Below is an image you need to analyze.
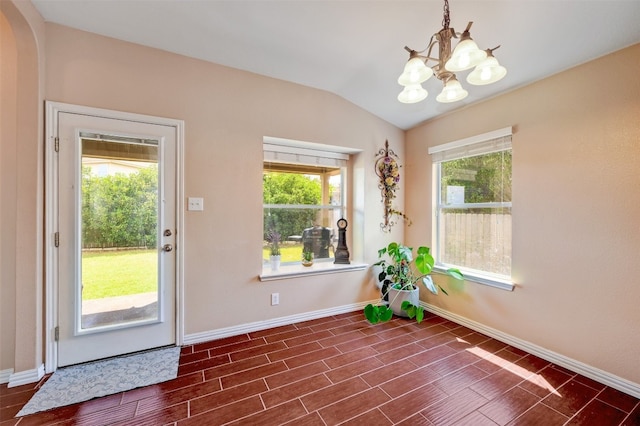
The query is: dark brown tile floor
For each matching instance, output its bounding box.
[2,311,639,425]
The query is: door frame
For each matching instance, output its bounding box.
[44,101,185,373]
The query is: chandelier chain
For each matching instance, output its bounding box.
[442,0,450,29]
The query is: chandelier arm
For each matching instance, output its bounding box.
[424,38,440,63]
[404,53,439,64]
[404,34,437,57]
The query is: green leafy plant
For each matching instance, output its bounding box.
[364,303,393,324]
[301,248,314,266]
[364,242,463,324]
[402,300,425,323]
[302,249,313,262]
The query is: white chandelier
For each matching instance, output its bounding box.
[397,0,507,104]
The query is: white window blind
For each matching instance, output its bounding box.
[428,127,512,163]
[263,143,349,168]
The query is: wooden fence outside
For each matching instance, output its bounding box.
[439,212,512,276]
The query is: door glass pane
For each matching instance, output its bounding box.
[80,136,159,330]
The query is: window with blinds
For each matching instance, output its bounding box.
[263,138,349,266]
[429,127,513,288]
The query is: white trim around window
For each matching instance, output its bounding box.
[428,127,512,160]
[430,126,514,291]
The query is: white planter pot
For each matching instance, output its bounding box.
[270,255,281,271]
[388,286,420,317]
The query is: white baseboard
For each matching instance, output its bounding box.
[0,368,14,384]
[184,302,368,345]
[8,364,45,388]
[184,300,640,399]
[423,303,640,399]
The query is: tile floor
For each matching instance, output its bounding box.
[2,311,639,425]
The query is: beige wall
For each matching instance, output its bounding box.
[2,15,403,376]
[43,24,402,337]
[405,44,640,384]
[0,7,18,374]
[0,0,45,375]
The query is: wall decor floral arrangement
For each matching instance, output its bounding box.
[375,140,411,232]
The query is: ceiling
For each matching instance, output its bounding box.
[31,0,640,130]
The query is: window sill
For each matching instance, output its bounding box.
[433,266,514,291]
[260,261,368,281]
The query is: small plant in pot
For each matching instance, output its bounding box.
[365,242,463,324]
[301,248,314,267]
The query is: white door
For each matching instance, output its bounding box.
[55,109,177,367]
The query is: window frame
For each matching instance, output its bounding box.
[429,127,514,291]
[260,137,364,280]
[263,164,346,264]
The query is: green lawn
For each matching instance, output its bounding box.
[83,244,307,301]
[82,249,157,300]
[263,243,304,262]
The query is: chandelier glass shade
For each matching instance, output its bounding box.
[397,0,506,104]
[435,75,468,103]
[445,33,487,72]
[398,84,428,103]
[397,56,433,86]
[466,50,507,85]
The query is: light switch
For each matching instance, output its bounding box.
[188,197,204,211]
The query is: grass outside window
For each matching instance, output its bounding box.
[82,249,157,300]
[263,243,306,263]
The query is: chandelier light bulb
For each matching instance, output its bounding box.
[436,76,468,103]
[456,52,471,69]
[445,33,487,72]
[397,57,433,86]
[466,51,507,85]
[398,84,428,103]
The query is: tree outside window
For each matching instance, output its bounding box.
[263,164,343,263]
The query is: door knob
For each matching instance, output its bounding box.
[162,244,173,252]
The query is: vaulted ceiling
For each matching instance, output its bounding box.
[32,0,640,130]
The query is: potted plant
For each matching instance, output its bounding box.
[266,229,281,271]
[365,242,463,324]
[301,248,314,267]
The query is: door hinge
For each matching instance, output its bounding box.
[54,137,59,152]
[54,326,59,341]
[54,232,59,247]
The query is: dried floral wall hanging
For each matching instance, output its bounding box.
[375,140,411,232]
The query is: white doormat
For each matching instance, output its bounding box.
[16,346,180,417]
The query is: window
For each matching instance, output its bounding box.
[429,127,512,288]
[263,139,347,266]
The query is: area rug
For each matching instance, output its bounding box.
[16,346,180,417]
